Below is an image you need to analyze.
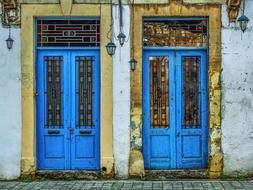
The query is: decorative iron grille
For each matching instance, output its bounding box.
[182,56,200,128]
[77,56,94,127]
[144,19,207,47]
[150,56,169,128]
[37,19,100,47]
[45,56,63,127]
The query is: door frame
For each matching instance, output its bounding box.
[130,5,222,178]
[142,49,208,169]
[21,5,114,176]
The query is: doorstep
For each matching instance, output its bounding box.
[143,169,208,180]
[36,170,100,180]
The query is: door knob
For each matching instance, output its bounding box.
[68,127,74,134]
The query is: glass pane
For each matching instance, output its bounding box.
[77,56,94,127]
[182,56,200,128]
[45,56,63,127]
[144,19,207,47]
[149,56,169,128]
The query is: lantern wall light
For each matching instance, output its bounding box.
[129,58,137,71]
[117,0,126,47]
[129,0,137,71]
[106,41,116,56]
[6,26,14,50]
[117,32,126,47]
[106,0,116,56]
[238,0,250,33]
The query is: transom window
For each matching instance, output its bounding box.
[143,18,208,47]
[37,19,100,47]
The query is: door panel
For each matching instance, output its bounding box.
[176,51,208,168]
[70,51,100,170]
[143,51,176,169]
[143,50,207,169]
[37,51,69,169]
[37,50,100,170]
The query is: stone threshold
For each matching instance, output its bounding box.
[142,169,208,180]
[36,169,208,180]
[36,170,101,180]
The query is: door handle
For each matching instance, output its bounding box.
[79,130,92,135]
[176,132,180,137]
[48,130,60,134]
[68,127,74,134]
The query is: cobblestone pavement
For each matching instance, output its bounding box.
[0,180,253,190]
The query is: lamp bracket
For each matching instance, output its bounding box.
[227,0,242,22]
[0,0,20,26]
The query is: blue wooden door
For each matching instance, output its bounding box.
[70,51,100,170]
[36,50,100,170]
[143,50,176,169]
[175,51,208,168]
[143,50,207,169]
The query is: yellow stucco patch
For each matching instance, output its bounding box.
[129,150,145,177]
[21,4,113,176]
[130,2,223,178]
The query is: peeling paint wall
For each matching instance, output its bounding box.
[222,0,253,176]
[112,5,131,178]
[0,25,21,179]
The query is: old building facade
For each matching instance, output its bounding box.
[0,0,252,180]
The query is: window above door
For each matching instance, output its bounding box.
[143,18,208,47]
[36,18,100,48]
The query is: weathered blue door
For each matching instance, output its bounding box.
[143,50,208,169]
[36,50,100,170]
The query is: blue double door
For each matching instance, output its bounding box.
[36,50,100,170]
[143,50,208,169]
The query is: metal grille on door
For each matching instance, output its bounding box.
[149,56,169,128]
[77,56,94,127]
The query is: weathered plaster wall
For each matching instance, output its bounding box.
[0,25,21,179]
[112,5,131,178]
[221,0,253,176]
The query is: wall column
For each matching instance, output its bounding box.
[112,5,131,178]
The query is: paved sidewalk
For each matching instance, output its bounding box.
[0,180,253,190]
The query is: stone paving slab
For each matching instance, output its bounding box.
[0,180,253,190]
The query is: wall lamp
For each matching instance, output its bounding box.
[6,26,14,50]
[106,0,117,56]
[129,58,137,71]
[117,0,126,47]
[117,32,126,47]
[106,41,116,56]
[238,0,250,32]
